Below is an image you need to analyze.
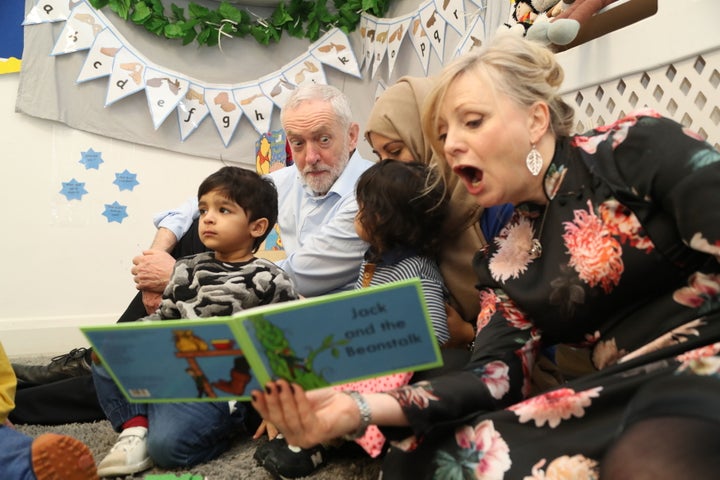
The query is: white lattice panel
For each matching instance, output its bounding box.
[562,48,720,150]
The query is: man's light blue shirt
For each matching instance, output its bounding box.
[153,150,374,297]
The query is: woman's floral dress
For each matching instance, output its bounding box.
[378,111,720,479]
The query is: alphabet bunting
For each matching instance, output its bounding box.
[24,0,496,148]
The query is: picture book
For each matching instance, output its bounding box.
[81,278,443,403]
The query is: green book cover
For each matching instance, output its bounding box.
[81,278,443,403]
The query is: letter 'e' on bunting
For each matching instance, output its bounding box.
[144,67,189,130]
[177,83,210,142]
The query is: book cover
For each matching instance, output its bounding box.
[81,279,442,403]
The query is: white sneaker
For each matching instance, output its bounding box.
[97,426,154,477]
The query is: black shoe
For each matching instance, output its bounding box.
[254,436,327,479]
[12,347,92,385]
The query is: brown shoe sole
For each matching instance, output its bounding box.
[31,433,98,480]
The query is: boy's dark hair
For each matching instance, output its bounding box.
[356,159,448,263]
[197,166,278,252]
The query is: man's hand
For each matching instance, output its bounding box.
[131,250,175,292]
[141,290,163,315]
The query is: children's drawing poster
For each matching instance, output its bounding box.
[0,1,25,73]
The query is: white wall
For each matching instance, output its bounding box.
[2,0,718,357]
[0,74,221,356]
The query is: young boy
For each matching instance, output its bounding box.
[93,166,299,477]
[0,341,98,479]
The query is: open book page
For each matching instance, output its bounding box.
[82,279,442,403]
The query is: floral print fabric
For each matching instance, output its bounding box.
[378,112,720,478]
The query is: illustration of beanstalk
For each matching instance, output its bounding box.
[249,316,350,389]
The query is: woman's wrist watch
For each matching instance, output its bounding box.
[342,390,372,440]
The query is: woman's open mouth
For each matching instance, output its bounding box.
[454,165,484,194]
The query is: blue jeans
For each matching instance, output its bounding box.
[92,363,247,468]
[0,425,36,480]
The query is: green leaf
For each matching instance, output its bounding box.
[196,27,213,45]
[164,23,185,38]
[306,19,320,40]
[144,17,168,35]
[88,0,110,9]
[181,31,197,45]
[87,0,392,48]
[251,26,271,45]
[130,2,152,23]
[188,2,210,19]
[271,4,293,26]
[148,0,164,15]
[218,2,244,23]
[108,0,131,20]
[170,4,185,21]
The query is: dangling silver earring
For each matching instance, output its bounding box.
[526,144,543,176]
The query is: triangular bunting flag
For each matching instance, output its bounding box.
[361,15,378,76]
[309,29,361,79]
[434,0,466,36]
[51,2,104,55]
[357,15,369,70]
[419,2,448,63]
[144,67,189,130]
[370,21,391,80]
[408,15,432,75]
[177,84,210,142]
[259,74,296,110]
[23,0,72,24]
[77,28,123,83]
[205,87,243,147]
[105,47,147,106]
[385,16,412,78]
[455,12,486,58]
[282,55,327,86]
[234,84,274,135]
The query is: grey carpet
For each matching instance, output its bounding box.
[11,356,382,479]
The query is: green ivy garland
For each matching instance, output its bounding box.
[87,0,391,47]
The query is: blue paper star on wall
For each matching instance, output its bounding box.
[79,148,104,170]
[102,201,128,223]
[113,169,140,191]
[59,178,88,201]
